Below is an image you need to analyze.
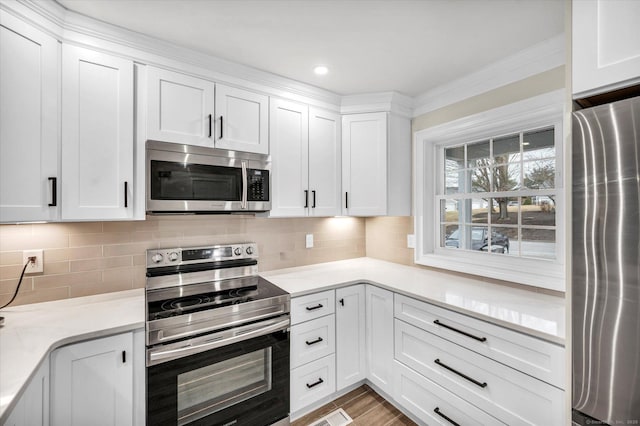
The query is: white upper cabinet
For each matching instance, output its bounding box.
[573,0,640,97]
[0,12,59,223]
[270,99,341,217]
[61,45,134,220]
[308,107,341,217]
[342,112,410,216]
[146,66,215,147]
[215,83,269,154]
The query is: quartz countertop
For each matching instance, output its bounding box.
[0,289,145,422]
[261,257,566,345]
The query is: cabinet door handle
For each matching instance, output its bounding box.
[48,177,57,207]
[312,190,316,208]
[305,304,323,311]
[339,299,344,306]
[434,358,487,388]
[304,190,309,208]
[345,192,348,209]
[124,181,129,208]
[208,114,212,138]
[122,350,126,363]
[433,319,487,342]
[305,337,323,346]
[220,115,224,139]
[306,378,324,389]
[433,407,460,426]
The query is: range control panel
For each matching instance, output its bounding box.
[146,243,258,268]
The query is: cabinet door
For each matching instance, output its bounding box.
[269,98,309,217]
[3,359,50,426]
[61,45,134,220]
[342,113,387,216]
[215,84,268,154]
[308,108,341,217]
[0,12,59,223]
[51,333,134,426]
[336,284,366,390]
[365,285,394,394]
[146,66,214,146]
[573,0,640,96]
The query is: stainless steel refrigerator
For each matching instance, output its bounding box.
[572,95,640,425]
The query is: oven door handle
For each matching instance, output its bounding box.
[147,317,290,365]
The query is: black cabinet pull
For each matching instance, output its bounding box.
[312,190,316,208]
[305,337,323,346]
[345,192,348,209]
[305,304,323,311]
[220,115,224,139]
[434,407,460,426]
[434,358,487,388]
[433,319,487,342]
[122,350,126,363]
[306,378,324,389]
[208,114,212,138]
[124,181,128,208]
[48,177,57,207]
[304,190,309,208]
[339,299,344,306]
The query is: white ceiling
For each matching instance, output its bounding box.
[56,0,565,97]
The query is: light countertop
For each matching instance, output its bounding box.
[261,257,566,345]
[0,289,145,421]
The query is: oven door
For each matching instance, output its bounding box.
[146,320,289,426]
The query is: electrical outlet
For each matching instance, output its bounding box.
[407,234,416,249]
[23,249,43,274]
[305,234,314,249]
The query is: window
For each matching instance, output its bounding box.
[414,91,565,291]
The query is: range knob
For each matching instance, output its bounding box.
[151,253,164,264]
[168,252,179,262]
[234,247,242,256]
[246,246,254,255]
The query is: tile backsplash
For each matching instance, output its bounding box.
[0,215,365,306]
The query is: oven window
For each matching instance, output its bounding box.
[177,347,272,426]
[150,160,242,201]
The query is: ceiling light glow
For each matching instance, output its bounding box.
[314,65,329,76]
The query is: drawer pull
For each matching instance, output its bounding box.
[306,378,324,389]
[433,319,487,342]
[434,358,487,388]
[434,407,460,426]
[305,304,323,311]
[305,337,324,346]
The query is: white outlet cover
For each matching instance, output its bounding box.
[407,234,416,249]
[23,249,43,274]
[305,234,314,248]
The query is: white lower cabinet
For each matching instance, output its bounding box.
[365,285,394,395]
[50,331,141,426]
[393,360,502,426]
[290,354,336,413]
[335,284,366,390]
[3,359,49,426]
[291,314,335,369]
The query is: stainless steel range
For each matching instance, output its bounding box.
[145,243,290,426]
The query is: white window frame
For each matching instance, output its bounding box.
[414,90,566,291]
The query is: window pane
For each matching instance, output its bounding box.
[521,196,556,226]
[493,134,520,163]
[486,226,514,255]
[446,171,464,194]
[523,128,554,161]
[470,168,491,193]
[466,226,488,251]
[441,199,461,222]
[521,228,555,259]
[524,159,555,189]
[445,146,465,170]
[468,198,488,224]
[490,197,519,226]
[492,164,520,192]
[442,224,461,249]
[467,140,490,168]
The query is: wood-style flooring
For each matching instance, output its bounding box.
[291,385,417,426]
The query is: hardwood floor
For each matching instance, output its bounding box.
[291,385,417,426]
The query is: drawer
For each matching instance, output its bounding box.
[291,314,335,368]
[393,360,504,426]
[290,354,336,413]
[394,294,565,389]
[291,290,335,325]
[395,320,564,426]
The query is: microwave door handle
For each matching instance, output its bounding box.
[241,161,248,209]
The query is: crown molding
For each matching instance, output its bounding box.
[340,91,414,117]
[413,34,565,118]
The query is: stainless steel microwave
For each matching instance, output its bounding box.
[146,141,270,213]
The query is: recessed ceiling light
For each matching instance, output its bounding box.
[313,65,329,76]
